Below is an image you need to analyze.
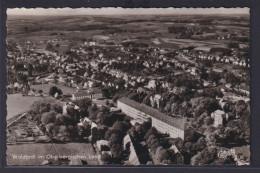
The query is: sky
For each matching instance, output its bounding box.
[7,7,250,16]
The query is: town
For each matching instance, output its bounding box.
[6,13,250,165]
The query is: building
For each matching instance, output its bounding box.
[72,92,91,100]
[72,88,103,100]
[90,88,103,100]
[211,110,228,127]
[117,97,194,140]
[91,124,107,142]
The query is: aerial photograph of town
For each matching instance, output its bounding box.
[6,8,250,166]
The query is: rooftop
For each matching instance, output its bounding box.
[118,97,185,130]
[73,92,91,97]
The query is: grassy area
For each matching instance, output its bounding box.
[31,84,77,96]
[7,94,44,120]
[7,143,99,165]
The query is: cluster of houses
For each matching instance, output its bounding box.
[187,52,249,68]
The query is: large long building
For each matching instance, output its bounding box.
[117,97,194,141]
[72,88,103,100]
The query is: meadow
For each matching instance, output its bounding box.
[7,94,43,120]
[30,84,77,96]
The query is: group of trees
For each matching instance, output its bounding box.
[208,100,250,147]
[104,120,132,163]
[63,99,133,163]
[129,120,151,140]
[143,128,183,164]
[29,99,81,142]
[210,48,232,56]
[191,146,235,165]
[195,88,223,99]
[168,26,187,34]
[121,41,148,48]
[172,137,208,165]
[190,97,221,118]
[34,62,53,74]
[49,86,63,97]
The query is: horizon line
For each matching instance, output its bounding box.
[7,7,250,16]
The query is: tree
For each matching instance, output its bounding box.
[96,112,105,124]
[17,73,27,84]
[208,71,221,84]
[235,100,248,118]
[24,26,29,32]
[202,60,213,67]
[144,127,157,141]
[41,111,56,125]
[228,42,239,49]
[190,147,218,165]
[112,121,130,138]
[154,146,165,164]
[200,67,208,80]
[225,72,239,84]
[49,86,63,97]
[28,64,33,76]
[51,103,63,114]
[88,104,98,121]
[73,98,92,118]
[46,43,53,51]
[109,134,123,162]
[100,106,110,113]
[66,106,80,124]
[194,137,207,151]
[204,116,213,126]
[142,95,151,106]
[213,156,235,165]
[58,125,68,137]
[45,123,55,134]
[101,153,114,164]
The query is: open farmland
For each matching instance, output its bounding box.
[7,14,249,50]
[7,143,99,165]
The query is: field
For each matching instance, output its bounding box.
[30,84,77,95]
[7,14,249,50]
[7,143,99,165]
[7,94,43,120]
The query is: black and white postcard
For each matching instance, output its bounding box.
[6,7,250,166]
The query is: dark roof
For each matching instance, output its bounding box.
[73,92,91,97]
[90,88,102,94]
[118,97,185,130]
[73,88,102,97]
